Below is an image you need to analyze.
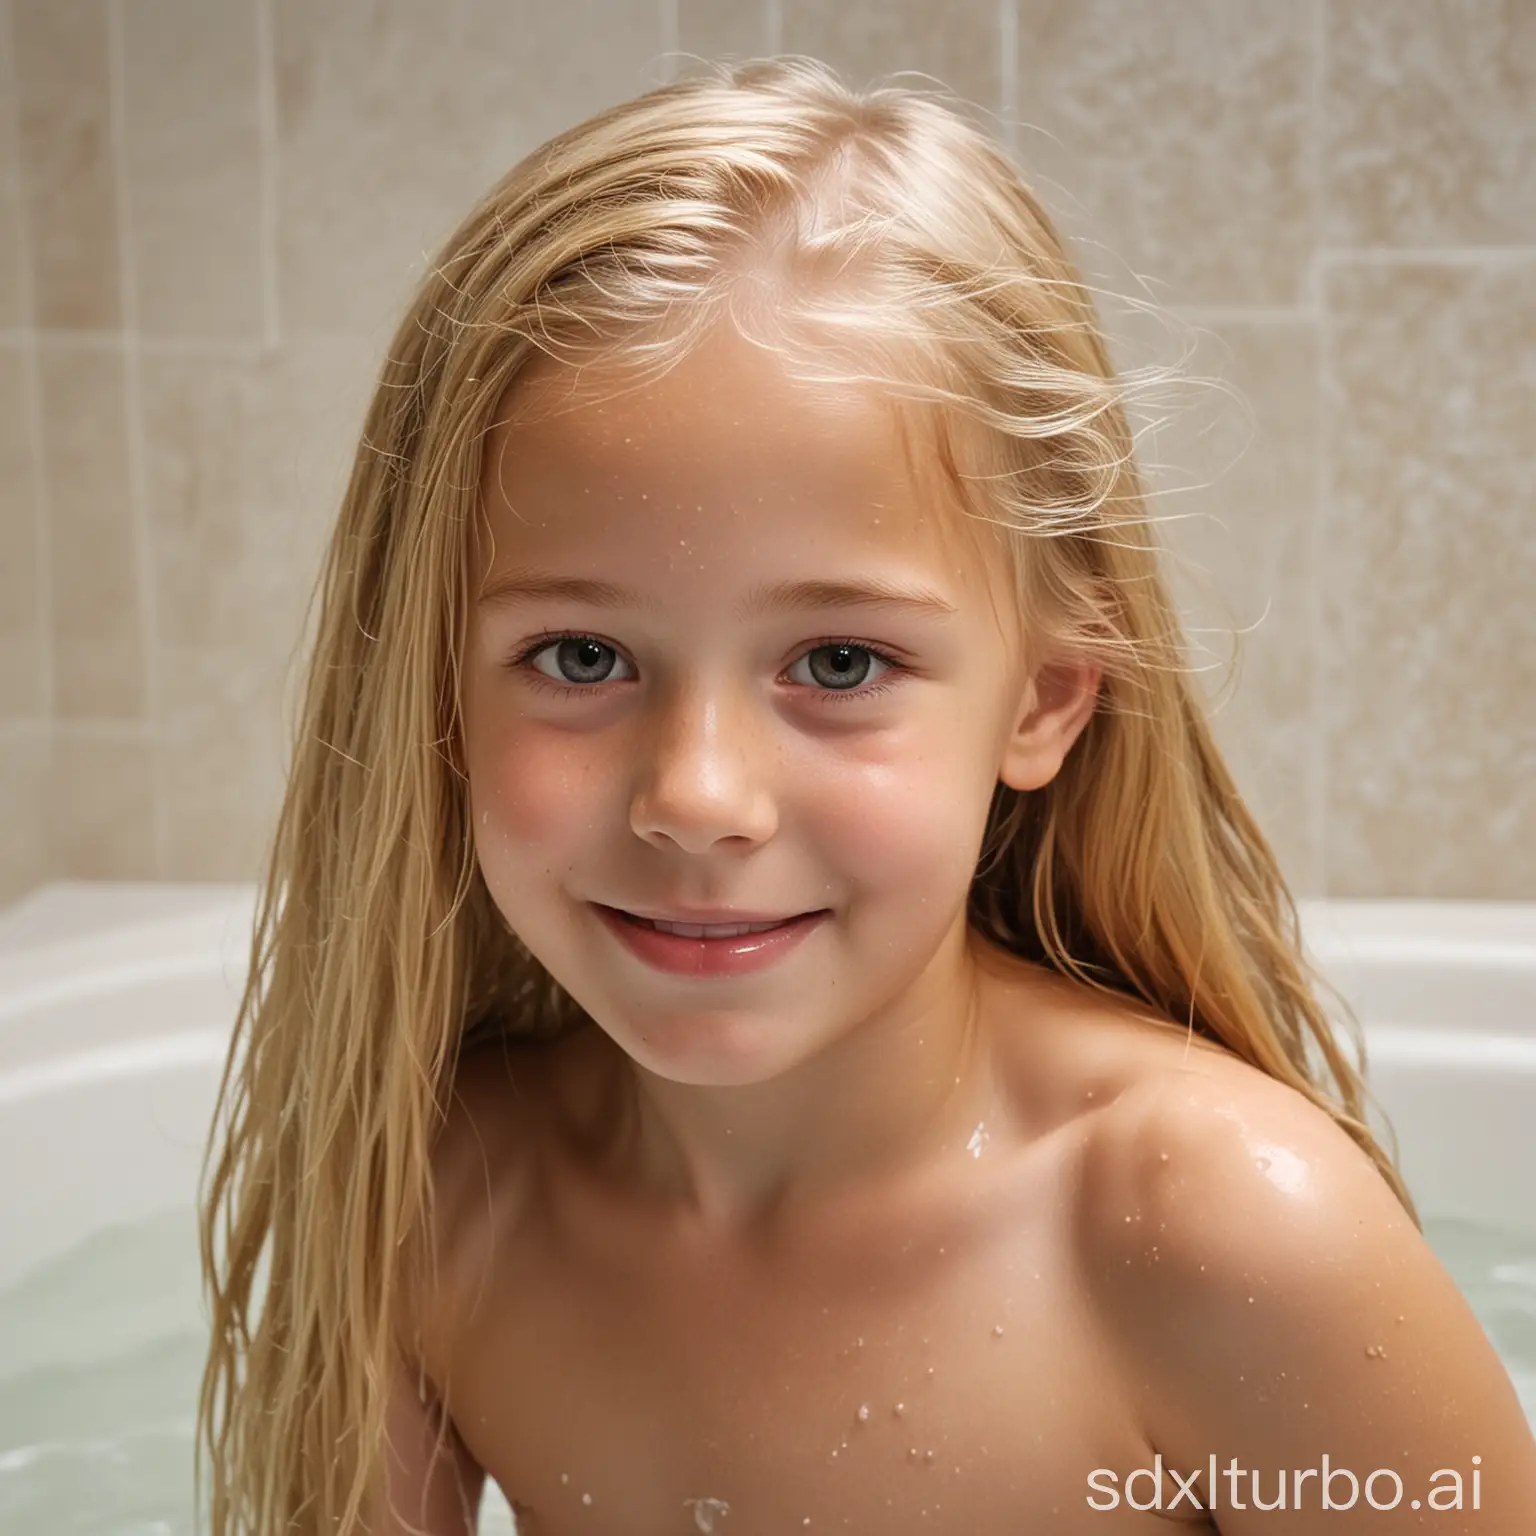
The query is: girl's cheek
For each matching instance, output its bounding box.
[468,728,600,857]
[801,757,986,890]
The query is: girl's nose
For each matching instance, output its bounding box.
[627,686,779,854]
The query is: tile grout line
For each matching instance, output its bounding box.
[1171,304,1320,325]
[255,0,279,351]
[1315,245,1536,267]
[999,0,1017,156]
[1309,0,1329,898]
[0,717,159,742]
[766,0,782,57]
[658,0,677,81]
[107,0,168,881]
[0,328,280,354]
[1305,0,1326,314]
[2,3,56,774]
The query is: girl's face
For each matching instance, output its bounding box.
[460,322,1086,1087]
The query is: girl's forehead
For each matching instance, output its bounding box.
[478,332,986,564]
[470,326,1018,640]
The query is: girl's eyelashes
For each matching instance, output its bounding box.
[504,629,908,704]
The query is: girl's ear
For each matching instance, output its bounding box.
[997,656,1103,793]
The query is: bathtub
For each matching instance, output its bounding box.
[0,882,1532,1532]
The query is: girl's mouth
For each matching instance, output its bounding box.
[613,910,809,939]
[593,904,830,977]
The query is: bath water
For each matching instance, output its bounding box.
[0,1207,1531,1534]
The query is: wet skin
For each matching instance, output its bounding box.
[374,325,1536,1532]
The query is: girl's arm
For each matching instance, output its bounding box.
[1082,1067,1536,1531]
[366,1345,487,1535]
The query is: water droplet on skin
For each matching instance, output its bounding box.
[561,1473,569,1484]
[857,1404,870,1422]
[908,1448,919,1461]
[1159,1151,1170,1163]
[683,1497,730,1532]
[966,1123,990,1158]
[992,1324,1005,1337]
[925,1450,936,1463]
[582,1492,592,1505]
[894,1403,906,1416]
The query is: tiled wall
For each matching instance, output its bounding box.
[1,0,1532,908]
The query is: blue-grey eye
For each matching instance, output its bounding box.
[535,637,621,685]
[797,644,885,690]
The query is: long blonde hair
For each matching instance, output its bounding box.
[196,54,1412,1535]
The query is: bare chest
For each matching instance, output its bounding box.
[430,1181,1206,1535]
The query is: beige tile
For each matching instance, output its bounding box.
[12,0,121,331]
[0,0,28,329]
[782,0,1002,123]
[677,0,768,66]
[0,724,50,903]
[1322,259,1536,898]
[157,644,288,882]
[1325,0,1536,249]
[1107,300,1321,896]
[140,337,374,878]
[47,725,157,877]
[120,0,264,338]
[39,343,145,718]
[1166,318,1320,898]
[139,338,370,659]
[273,0,665,338]
[1013,0,1313,307]
[0,343,45,716]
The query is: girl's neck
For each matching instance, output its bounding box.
[592,922,1032,1235]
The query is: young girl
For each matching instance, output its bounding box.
[195,57,1536,1535]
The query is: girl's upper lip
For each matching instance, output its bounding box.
[599,903,824,925]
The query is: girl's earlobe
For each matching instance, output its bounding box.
[998,659,1103,793]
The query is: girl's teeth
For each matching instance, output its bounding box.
[646,917,793,939]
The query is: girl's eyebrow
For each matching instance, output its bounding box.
[475,568,959,622]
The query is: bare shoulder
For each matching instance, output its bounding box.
[1048,988,1536,1525]
[1071,1029,1402,1291]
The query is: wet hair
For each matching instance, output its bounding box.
[196,55,1412,1536]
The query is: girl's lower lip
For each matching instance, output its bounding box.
[592,904,829,977]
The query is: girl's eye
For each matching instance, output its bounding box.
[508,633,905,703]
